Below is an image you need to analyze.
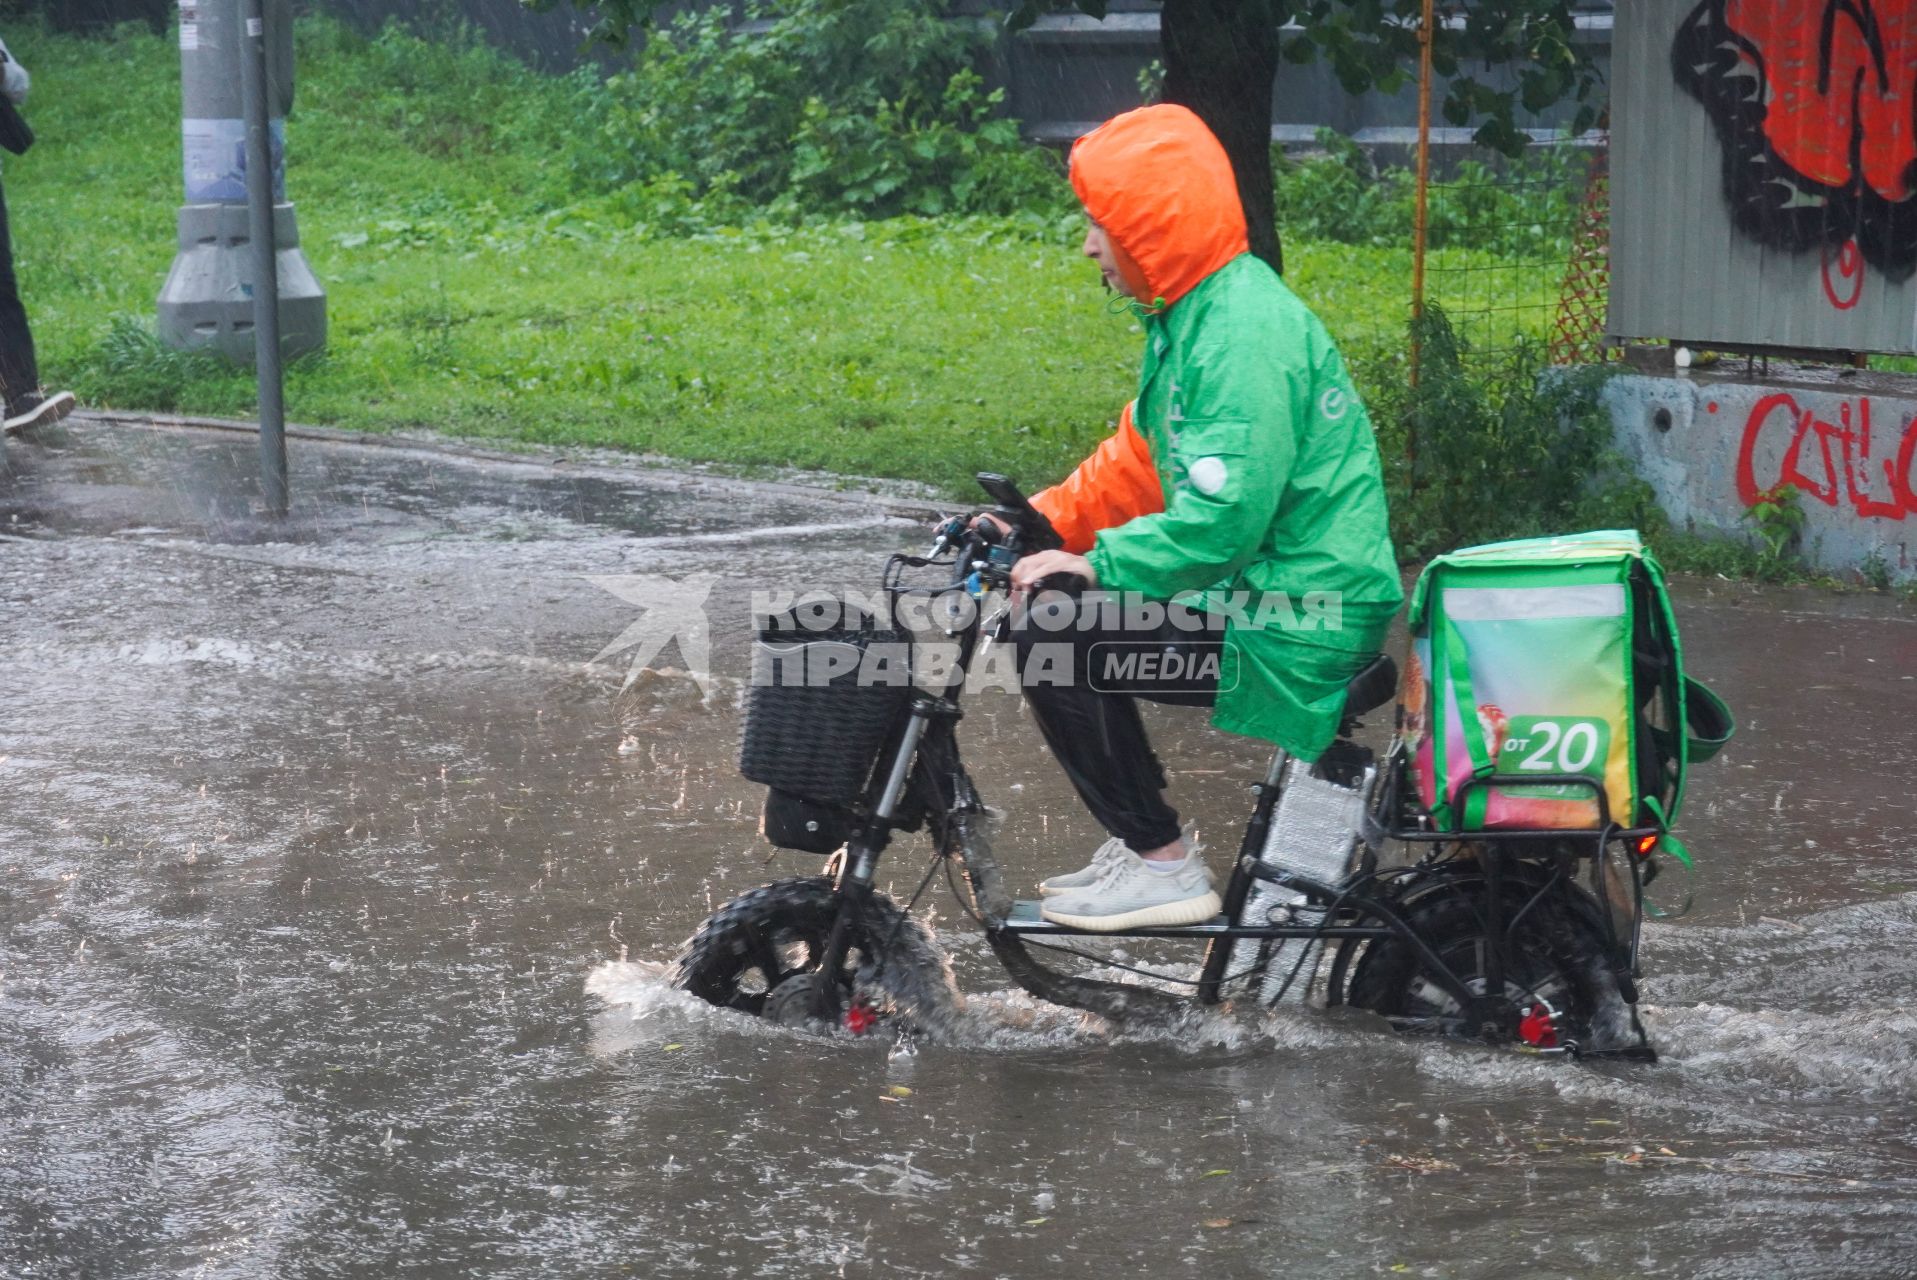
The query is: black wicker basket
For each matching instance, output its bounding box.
[739,623,912,804]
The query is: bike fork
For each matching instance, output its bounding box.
[807,707,932,1023]
[809,887,862,1025]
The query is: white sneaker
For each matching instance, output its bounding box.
[1040,846,1221,932]
[1038,835,1131,896]
[3,390,76,435]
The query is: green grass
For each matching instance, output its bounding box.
[7,17,1537,497]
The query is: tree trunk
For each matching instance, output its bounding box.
[1158,0,1283,276]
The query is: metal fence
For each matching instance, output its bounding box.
[1415,141,1609,378]
[1404,0,1609,384]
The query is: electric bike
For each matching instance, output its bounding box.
[672,475,1661,1058]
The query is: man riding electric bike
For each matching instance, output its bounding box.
[993,104,1403,932]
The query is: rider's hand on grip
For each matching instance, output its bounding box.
[1009,548,1097,601]
[969,512,1011,542]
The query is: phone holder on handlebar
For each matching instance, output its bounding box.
[972,472,1092,596]
[974,471,1063,553]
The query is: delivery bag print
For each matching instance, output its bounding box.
[1398,530,1728,833]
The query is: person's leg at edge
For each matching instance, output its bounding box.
[0,178,39,410]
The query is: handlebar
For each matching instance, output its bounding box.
[917,473,1077,598]
[926,522,1079,588]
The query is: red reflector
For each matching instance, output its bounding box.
[844,1001,878,1035]
[1635,835,1659,856]
[1519,1004,1559,1049]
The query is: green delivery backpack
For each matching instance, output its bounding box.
[1399,530,1734,836]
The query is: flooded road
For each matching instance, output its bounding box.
[4,420,1915,1278]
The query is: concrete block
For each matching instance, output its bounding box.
[157,202,327,364]
[1604,369,1917,582]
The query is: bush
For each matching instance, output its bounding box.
[565,0,1070,222]
[1274,131,1584,258]
[1272,132,1415,248]
[1374,304,1662,561]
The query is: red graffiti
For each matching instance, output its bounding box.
[1724,0,1917,202]
[1736,392,1917,519]
[1822,238,1865,309]
[1677,0,1917,280]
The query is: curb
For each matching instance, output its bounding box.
[66,408,951,524]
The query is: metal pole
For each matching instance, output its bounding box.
[1409,0,1436,395]
[239,0,287,517]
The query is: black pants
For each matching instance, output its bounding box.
[0,179,40,410]
[1009,593,1228,853]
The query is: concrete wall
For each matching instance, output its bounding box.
[1002,6,1612,154]
[19,0,1608,152]
[301,0,623,72]
[5,0,172,32]
[1605,366,1917,580]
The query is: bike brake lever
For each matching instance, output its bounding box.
[926,514,969,557]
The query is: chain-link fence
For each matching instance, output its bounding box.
[1414,138,1609,380]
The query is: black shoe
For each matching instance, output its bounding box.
[3,389,76,434]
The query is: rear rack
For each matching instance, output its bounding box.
[1380,769,1662,847]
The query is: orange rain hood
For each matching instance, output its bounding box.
[1069,104,1249,309]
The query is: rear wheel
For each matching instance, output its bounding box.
[672,877,957,1033]
[1339,877,1621,1051]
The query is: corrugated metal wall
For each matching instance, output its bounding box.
[1609,0,1917,355]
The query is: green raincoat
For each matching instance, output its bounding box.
[1033,105,1402,760]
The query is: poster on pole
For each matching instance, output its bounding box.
[182,117,285,204]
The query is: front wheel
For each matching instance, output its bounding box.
[672,877,959,1034]
[1336,875,1645,1055]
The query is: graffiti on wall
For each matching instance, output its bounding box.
[1674,0,1917,289]
[1730,392,1917,519]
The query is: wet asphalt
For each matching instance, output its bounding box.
[3,418,1915,1278]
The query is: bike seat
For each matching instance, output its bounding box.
[1342,653,1397,719]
